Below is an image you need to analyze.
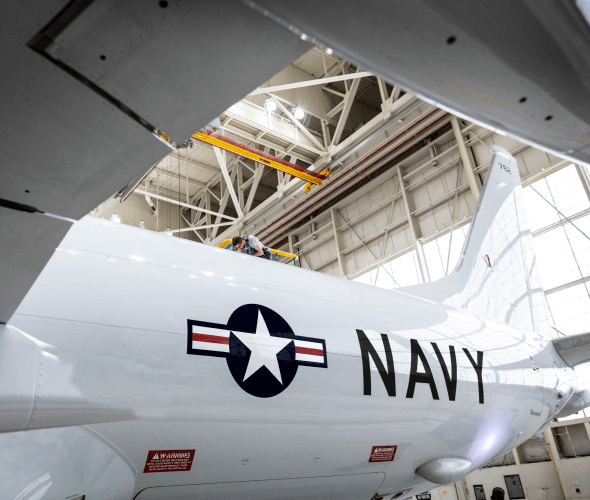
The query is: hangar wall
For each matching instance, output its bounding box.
[420,416,590,500]
[290,126,564,280]
[97,191,199,242]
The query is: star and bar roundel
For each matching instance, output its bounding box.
[187,305,327,398]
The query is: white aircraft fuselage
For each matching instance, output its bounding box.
[1,165,576,499]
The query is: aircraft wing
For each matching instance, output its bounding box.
[245,0,590,165]
[0,1,308,323]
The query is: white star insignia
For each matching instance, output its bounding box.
[232,310,292,384]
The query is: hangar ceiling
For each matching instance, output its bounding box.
[95,45,582,286]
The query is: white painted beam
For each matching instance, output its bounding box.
[181,214,204,242]
[451,117,480,201]
[134,189,236,221]
[330,209,346,277]
[152,167,206,189]
[162,222,233,234]
[332,75,361,146]
[249,71,373,95]
[175,155,219,174]
[245,163,265,214]
[211,164,239,240]
[377,78,388,104]
[214,147,243,218]
[270,95,327,152]
[222,123,317,163]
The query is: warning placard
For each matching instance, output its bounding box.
[368,445,397,462]
[143,449,195,473]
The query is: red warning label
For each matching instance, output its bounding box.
[143,449,195,473]
[369,445,397,462]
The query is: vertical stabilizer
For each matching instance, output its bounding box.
[401,146,552,337]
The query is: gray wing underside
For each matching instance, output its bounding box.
[0,1,307,323]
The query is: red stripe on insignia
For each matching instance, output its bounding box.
[192,333,229,345]
[296,346,323,356]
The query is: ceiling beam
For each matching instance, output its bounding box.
[332,73,361,146]
[249,71,373,95]
[134,189,236,221]
[172,155,219,174]
[152,167,206,189]
[221,124,316,164]
[270,95,327,152]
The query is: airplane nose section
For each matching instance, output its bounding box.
[415,457,472,484]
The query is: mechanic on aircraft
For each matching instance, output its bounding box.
[232,235,271,260]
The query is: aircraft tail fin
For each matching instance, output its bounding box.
[401,146,552,337]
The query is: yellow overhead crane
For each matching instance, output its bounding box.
[156,128,327,188]
[191,130,326,187]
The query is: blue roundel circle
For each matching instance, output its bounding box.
[225,304,297,398]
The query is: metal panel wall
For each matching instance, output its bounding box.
[99,193,199,242]
[290,122,565,281]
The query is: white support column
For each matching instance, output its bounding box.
[330,209,347,277]
[185,164,190,204]
[270,96,327,153]
[194,192,207,225]
[397,165,430,283]
[205,190,211,240]
[237,161,245,211]
[575,163,590,202]
[211,165,239,240]
[214,147,243,218]
[326,100,346,119]
[248,71,372,95]
[133,190,235,221]
[376,78,388,104]
[245,146,268,214]
[181,214,204,242]
[321,119,331,148]
[545,428,568,500]
[245,165,264,214]
[512,447,521,466]
[415,240,431,283]
[451,117,480,201]
[332,73,361,146]
[165,222,233,234]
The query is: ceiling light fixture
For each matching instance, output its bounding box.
[293,106,305,120]
[265,98,277,112]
